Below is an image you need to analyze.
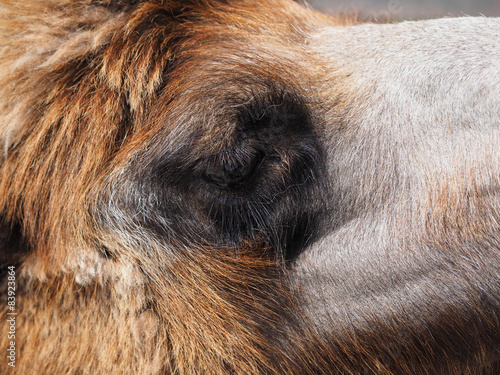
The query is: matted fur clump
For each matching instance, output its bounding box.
[0,0,499,374]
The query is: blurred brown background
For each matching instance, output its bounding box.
[307,0,500,20]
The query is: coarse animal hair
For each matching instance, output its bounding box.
[0,0,499,374]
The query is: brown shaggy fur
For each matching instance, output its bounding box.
[0,0,499,374]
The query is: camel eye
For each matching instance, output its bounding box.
[204,145,264,189]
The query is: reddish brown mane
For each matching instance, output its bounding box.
[1,1,499,374]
